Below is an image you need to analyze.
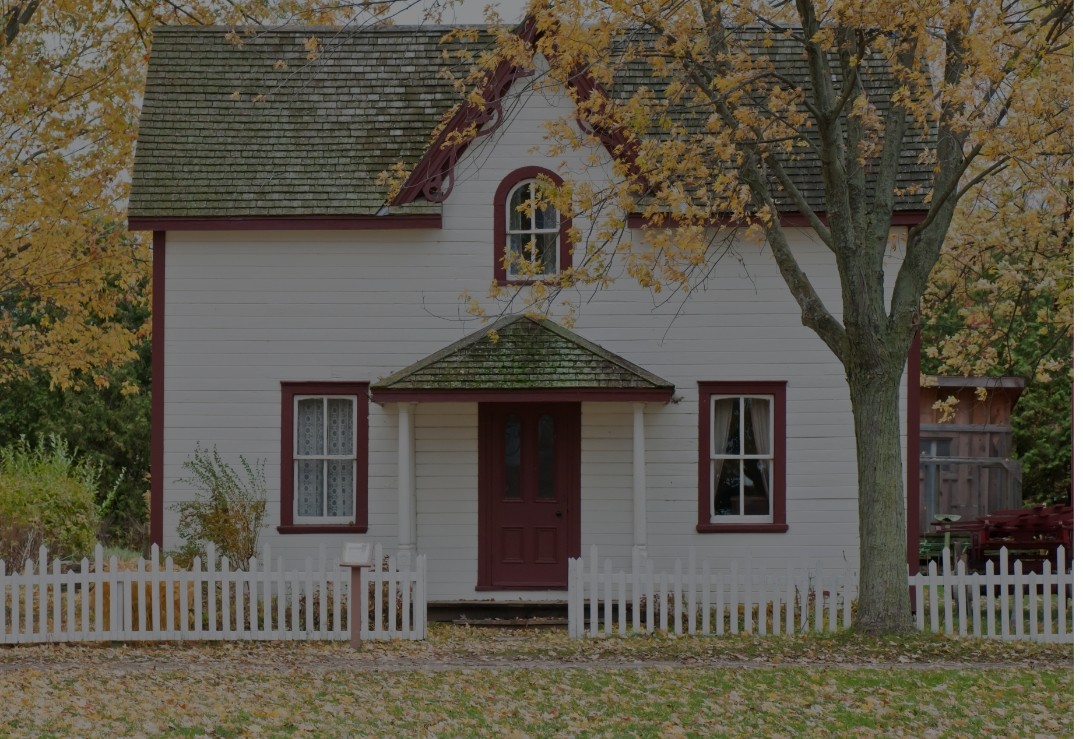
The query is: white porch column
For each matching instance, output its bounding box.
[632,402,648,564]
[397,402,417,568]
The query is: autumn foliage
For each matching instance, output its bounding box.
[457,0,1072,632]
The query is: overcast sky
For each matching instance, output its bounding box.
[390,0,528,25]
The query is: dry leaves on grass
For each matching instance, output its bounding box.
[0,627,1073,736]
[0,660,1071,737]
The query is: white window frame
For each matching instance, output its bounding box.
[709,394,774,524]
[505,179,560,279]
[293,395,357,523]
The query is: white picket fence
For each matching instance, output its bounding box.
[912,547,1072,643]
[568,546,858,638]
[568,545,1073,642]
[0,543,426,644]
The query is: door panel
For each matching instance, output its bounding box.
[479,403,580,589]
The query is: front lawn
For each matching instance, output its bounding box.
[0,626,1071,736]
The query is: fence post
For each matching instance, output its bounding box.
[1055,546,1067,642]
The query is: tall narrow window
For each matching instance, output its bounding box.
[698,381,787,533]
[505,180,559,278]
[494,167,572,283]
[280,382,368,533]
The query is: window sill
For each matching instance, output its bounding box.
[696,523,789,534]
[475,584,567,591]
[495,276,558,287]
[277,524,368,535]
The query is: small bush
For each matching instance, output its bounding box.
[174,445,267,571]
[0,435,101,564]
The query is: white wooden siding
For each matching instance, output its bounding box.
[161,71,909,599]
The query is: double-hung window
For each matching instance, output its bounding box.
[279,382,368,533]
[698,381,787,533]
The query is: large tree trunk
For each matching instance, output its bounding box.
[847,364,914,633]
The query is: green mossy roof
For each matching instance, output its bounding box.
[130,25,488,218]
[372,315,674,392]
[130,25,934,218]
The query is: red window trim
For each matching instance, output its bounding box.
[493,166,573,285]
[279,381,369,534]
[697,381,788,533]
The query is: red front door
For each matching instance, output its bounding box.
[478,403,580,589]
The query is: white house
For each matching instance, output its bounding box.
[128,22,927,602]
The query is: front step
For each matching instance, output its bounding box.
[428,600,567,624]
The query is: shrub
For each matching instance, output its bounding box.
[0,435,101,564]
[173,445,267,571]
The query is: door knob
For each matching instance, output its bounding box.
[555,511,563,518]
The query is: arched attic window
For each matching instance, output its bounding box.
[494,167,573,284]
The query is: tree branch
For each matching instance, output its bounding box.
[3,0,38,48]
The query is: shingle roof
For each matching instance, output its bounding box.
[370,315,674,396]
[608,28,933,212]
[130,24,934,219]
[130,25,488,218]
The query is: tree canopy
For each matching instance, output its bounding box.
[1,0,442,388]
[459,0,1072,632]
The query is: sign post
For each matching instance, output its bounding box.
[340,542,374,648]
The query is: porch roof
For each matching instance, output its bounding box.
[370,315,674,402]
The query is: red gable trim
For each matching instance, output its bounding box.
[371,387,674,403]
[128,214,441,232]
[391,20,538,206]
[392,18,641,207]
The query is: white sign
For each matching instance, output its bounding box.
[341,542,374,567]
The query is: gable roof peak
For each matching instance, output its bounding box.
[370,313,674,401]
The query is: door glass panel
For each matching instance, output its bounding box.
[537,414,555,500]
[503,415,521,500]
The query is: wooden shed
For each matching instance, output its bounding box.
[918,376,1025,536]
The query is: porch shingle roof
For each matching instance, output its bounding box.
[370,315,674,401]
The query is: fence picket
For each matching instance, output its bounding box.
[785,565,795,635]
[686,550,696,635]
[645,558,654,634]
[942,550,953,636]
[1012,559,1024,639]
[702,561,711,635]
[564,547,1072,641]
[673,559,682,636]
[604,558,613,636]
[743,558,753,634]
[969,560,981,638]
[50,557,61,640]
[757,567,767,636]
[814,564,824,634]
[715,562,725,636]
[929,560,940,633]
[1056,547,1067,641]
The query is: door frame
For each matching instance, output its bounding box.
[477,402,581,590]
